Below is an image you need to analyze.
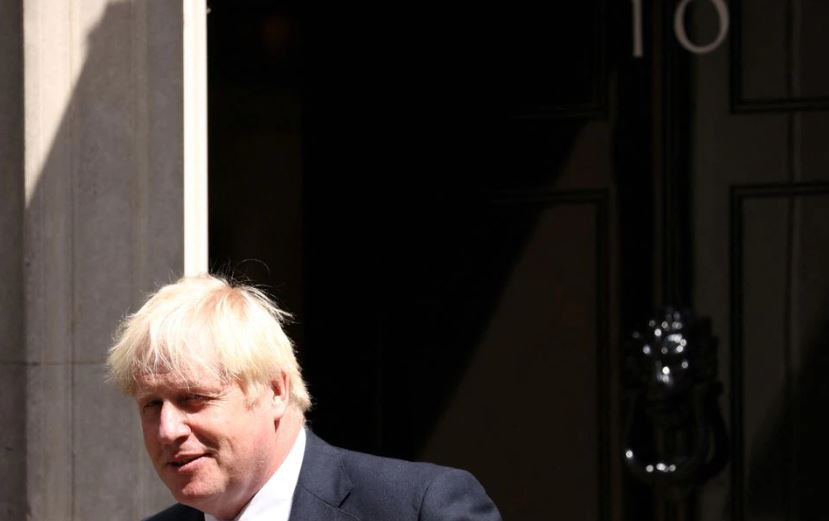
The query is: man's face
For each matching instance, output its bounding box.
[134,368,280,516]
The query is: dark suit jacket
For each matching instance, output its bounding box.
[145,431,502,521]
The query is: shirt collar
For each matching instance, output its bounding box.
[205,427,307,521]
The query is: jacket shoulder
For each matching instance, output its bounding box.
[339,446,449,488]
[298,431,501,520]
[336,447,501,520]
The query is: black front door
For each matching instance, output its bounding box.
[208,2,829,519]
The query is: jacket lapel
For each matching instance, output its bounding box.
[288,430,357,521]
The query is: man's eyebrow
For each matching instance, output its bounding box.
[180,382,226,395]
[134,390,158,402]
[133,380,226,400]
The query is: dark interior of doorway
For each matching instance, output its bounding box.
[207,2,654,519]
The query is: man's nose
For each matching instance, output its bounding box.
[157,402,190,443]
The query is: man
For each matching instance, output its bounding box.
[107,274,501,521]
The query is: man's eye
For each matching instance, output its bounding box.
[142,400,161,411]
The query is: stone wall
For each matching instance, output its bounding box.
[0,1,207,519]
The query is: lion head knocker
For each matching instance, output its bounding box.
[623,307,728,500]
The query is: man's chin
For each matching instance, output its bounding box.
[172,482,241,520]
[176,485,214,500]
[164,474,221,506]
[167,476,219,499]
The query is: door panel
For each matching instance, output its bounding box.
[693,1,829,520]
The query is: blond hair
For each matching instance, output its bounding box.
[107,274,311,412]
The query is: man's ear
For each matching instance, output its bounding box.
[270,371,290,419]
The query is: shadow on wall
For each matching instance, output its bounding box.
[6,1,184,519]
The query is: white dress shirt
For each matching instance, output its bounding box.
[205,428,307,521]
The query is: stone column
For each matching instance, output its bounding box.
[0,0,207,519]
[0,0,25,518]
